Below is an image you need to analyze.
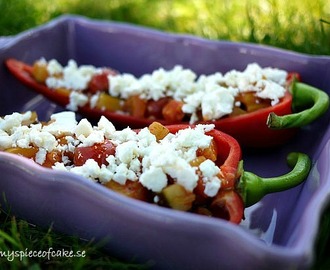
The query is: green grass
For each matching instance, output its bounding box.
[0,0,329,55]
[0,207,150,269]
[0,0,330,269]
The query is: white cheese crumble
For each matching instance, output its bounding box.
[38,59,288,123]
[1,111,225,197]
[108,62,287,123]
[139,166,167,192]
[35,148,47,165]
[45,59,100,91]
[66,91,89,111]
[0,111,32,133]
[199,159,221,197]
[42,111,77,136]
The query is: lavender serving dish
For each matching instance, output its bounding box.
[1,15,330,270]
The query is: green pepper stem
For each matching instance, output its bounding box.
[238,152,311,207]
[267,82,329,129]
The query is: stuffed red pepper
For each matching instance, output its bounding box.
[0,111,311,224]
[5,58,328,147]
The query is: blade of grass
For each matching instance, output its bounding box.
[0,207,151,270]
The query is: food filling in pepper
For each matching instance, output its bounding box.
[6,58,329,148]
[0,111,311,224]
[30,59,290,123]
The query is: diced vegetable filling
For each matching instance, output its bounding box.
[0,111,240,219]
[32,59,288,123]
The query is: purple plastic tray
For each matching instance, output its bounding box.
[1,15,330,270]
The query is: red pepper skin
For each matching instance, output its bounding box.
[6,59,70,107]
[165,124,242,178]
[165,124,244,223]
[5,58,296,148]
[214,91,298,148]
[210,190,244,224]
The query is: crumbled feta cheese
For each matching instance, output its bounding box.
[70,159,102,182]
[97,116,116,137]
[30,130,57,151]
[199,159,221,197]
[129,157,141,173]
[52,162,69,171]
[109,62,286,122]
[75,118,93,137]
[111,127,137,143]
[35,148,47,165]
[1,111,228,199]
[115,141,139,164]
[66,91,89,111]
[112,163,134,185]
[43,111,77,136]
[263,67,288,85]
[201,85,236,120]
[136,128,157,148]
[46,59,63,75]
[140,130,203,191]
[0,132,12,150]
[15,126,32,148]
[109,73,139,98]
[171,125,213,149]
[199,159,220,179]
[98,166,114,184]
[90,93,99,108]
[204,178,221,197]
[42,59,288,123]
[46,60,98,91]
[139,166,168,192]
[255,80,286,106]
[164,159,198,191]
[79,130,105,147]
[0,111,32,133]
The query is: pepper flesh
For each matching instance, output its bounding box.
[5,58,329,148]
[165,124,242,188]
[167,126,311,222]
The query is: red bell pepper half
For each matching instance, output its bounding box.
[171,126,311,224]
[1,112,311,224]
[5,58,329,148]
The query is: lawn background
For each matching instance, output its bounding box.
[0,0,329,55]
[0,0,329,269]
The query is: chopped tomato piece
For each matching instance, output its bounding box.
[73,140,116,166]
[87,68,117,94]
[105,180,151,201]
[235,92,271,113]
[5,146,38,158]
[162,99,185,122]
[193,177,210,205]
[123,95,147,118]
[197,139,218,162]
[43,150,62,168]
[146,97,171,119]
